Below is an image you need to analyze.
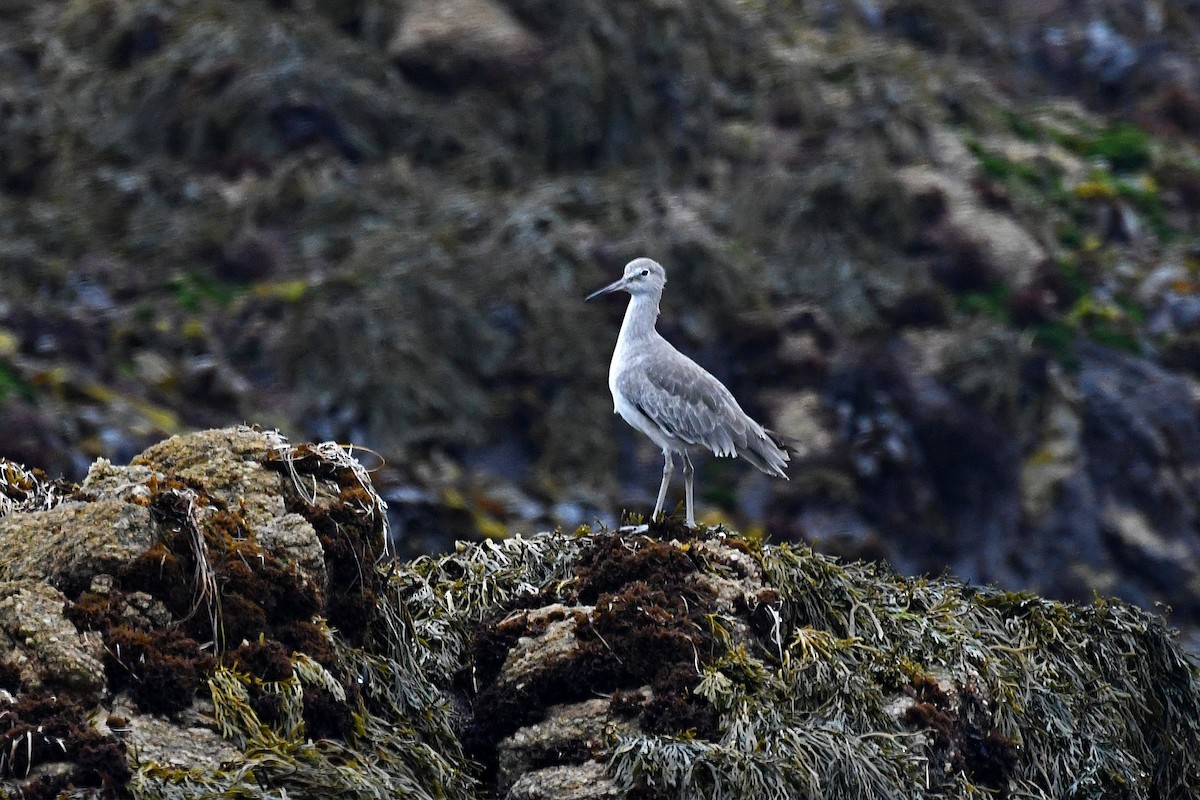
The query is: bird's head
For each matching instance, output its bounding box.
[585,257,666,301]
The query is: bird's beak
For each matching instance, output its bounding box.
[586,276,629,301]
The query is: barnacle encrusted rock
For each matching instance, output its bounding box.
[0,499,154,589]
[0,581,106,703]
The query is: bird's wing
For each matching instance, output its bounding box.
[616,352,759,459]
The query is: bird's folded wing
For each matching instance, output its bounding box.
[617,361,753,457]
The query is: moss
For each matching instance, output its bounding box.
[65,588,126,631]
[274,619,335,668]
[217,593,270,646]
[0,659,21,692]
[1003,110,1041,142]
[106,625,215,716]
[0,361,34,404]
[899,674,1018,791]
[302,683,359,741]
[0,693,130,794]
[955,282,1011,320]
[574,529,700,603]
[636,663,720,738]
[166,270,246,311]
[1082,123,1153,173]
[226,639,294,683]
[119,541,191,612]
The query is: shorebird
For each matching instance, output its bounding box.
[586,257,789,528]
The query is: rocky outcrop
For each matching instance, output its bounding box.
[0,427,430,799]
[1,428,1198,799]
[7,3,1200,647]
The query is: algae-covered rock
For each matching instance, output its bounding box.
[408,515,1200,799]
[0,426,470,800]
[0,427,1198,798]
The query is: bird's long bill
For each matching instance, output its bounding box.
[585,276,629,301]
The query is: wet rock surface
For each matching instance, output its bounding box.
[4,1,1200,661]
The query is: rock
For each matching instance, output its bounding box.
[131,427,328,589]
[1076,343,1200,615]
[1020,368,1082,520]
[0,427,425,800]
[0,428,1198,799]
[389,0,542,87]
[497,698,625,794]
[452,518,1200,799]
[0,581,106,703]
[0,500,154,590]
[507,760,621,800]
[105,694,241,772]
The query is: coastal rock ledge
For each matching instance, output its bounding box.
[0,426,1197,799]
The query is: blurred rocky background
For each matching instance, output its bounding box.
[3,0,1200,647]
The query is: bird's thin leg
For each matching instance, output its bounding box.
[653,450,674,522]
[682,452,696,528]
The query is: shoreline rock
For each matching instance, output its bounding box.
[1,426,1197,798]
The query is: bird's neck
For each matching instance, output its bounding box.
[616,293,661,350]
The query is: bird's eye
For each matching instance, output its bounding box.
[640,269,649,276]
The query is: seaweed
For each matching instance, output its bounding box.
[0,692,130,798]
[390,520,1200,799]
[117,432,474,800]
[0,458,75,518]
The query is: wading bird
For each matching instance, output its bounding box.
[586,257,789,527]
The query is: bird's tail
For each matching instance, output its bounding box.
[739,428,791,479]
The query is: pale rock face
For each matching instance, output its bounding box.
[0,500,155,588]
[389,0,542,80]
[0,581,107,703]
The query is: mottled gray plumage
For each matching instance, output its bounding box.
[586,257,789,527]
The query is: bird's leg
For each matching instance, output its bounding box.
[653,450,674,522]
[682,452,696,528]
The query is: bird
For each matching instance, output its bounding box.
[586,257,789,528]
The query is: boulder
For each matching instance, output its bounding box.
[389,0,542,87]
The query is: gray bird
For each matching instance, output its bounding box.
[586,257,789,527]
